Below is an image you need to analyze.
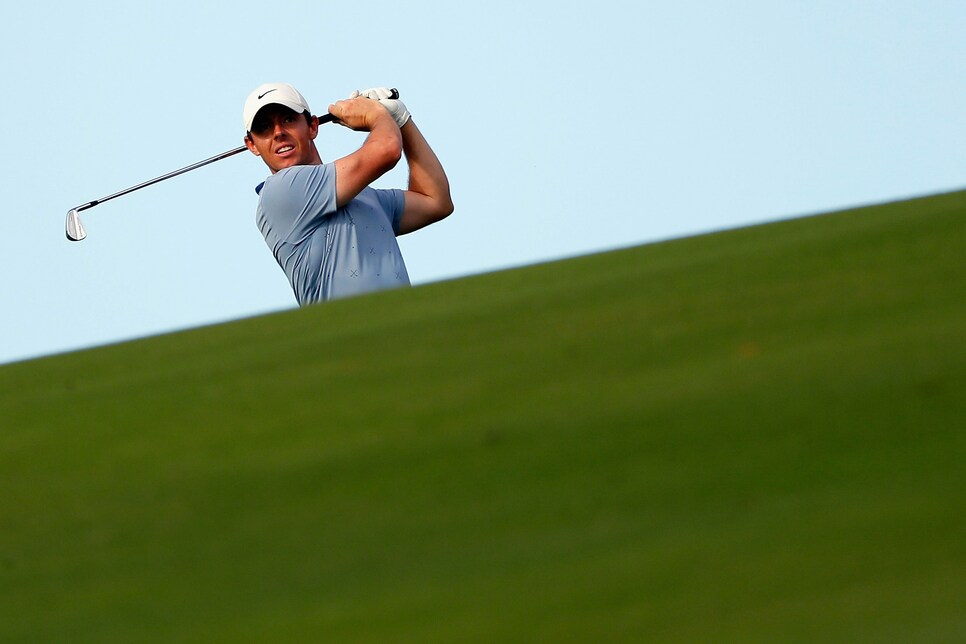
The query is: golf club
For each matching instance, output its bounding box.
[65,89,399,242]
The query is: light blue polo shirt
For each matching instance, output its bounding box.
[255,164,410,305]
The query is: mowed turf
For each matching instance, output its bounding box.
[2,190,965,642]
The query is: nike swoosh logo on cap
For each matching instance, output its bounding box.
[258,89,278,99]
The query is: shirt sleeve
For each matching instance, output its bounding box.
[259,164,338,244]
[372,188,406,235]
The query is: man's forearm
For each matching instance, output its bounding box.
[332,108,403,208]
[403,120,452,211]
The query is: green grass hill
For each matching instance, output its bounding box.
[2,190,964,641]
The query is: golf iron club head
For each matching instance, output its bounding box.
[66,209,87,242]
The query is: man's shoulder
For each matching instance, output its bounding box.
[262,163,331,189]
[259,164,334,207]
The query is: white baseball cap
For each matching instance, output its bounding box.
[243,82,311,132]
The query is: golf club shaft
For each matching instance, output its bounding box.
[73,113,338,214]
[66,88,399,241]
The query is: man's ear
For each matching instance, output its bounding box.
[244,135,261,156]
[309,115,319,140]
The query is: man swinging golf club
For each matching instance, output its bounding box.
[242,83,453,304]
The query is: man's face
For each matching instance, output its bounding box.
[244,104,321,173]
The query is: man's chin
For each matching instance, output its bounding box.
[269,152,320,173]
[270,158,298,173]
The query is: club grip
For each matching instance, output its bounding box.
[318,88,399,124]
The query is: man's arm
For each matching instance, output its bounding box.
[397,119,454,235]
[328,98,403,208]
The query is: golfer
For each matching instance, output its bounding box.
[242,83,453,304]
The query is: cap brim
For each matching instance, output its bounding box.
[245,99,309,132]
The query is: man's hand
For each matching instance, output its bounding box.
[327,97,395,132]
[350,87,411,129]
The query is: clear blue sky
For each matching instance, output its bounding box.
[2,1,964,364]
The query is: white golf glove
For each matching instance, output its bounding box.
[349,87,411,128]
